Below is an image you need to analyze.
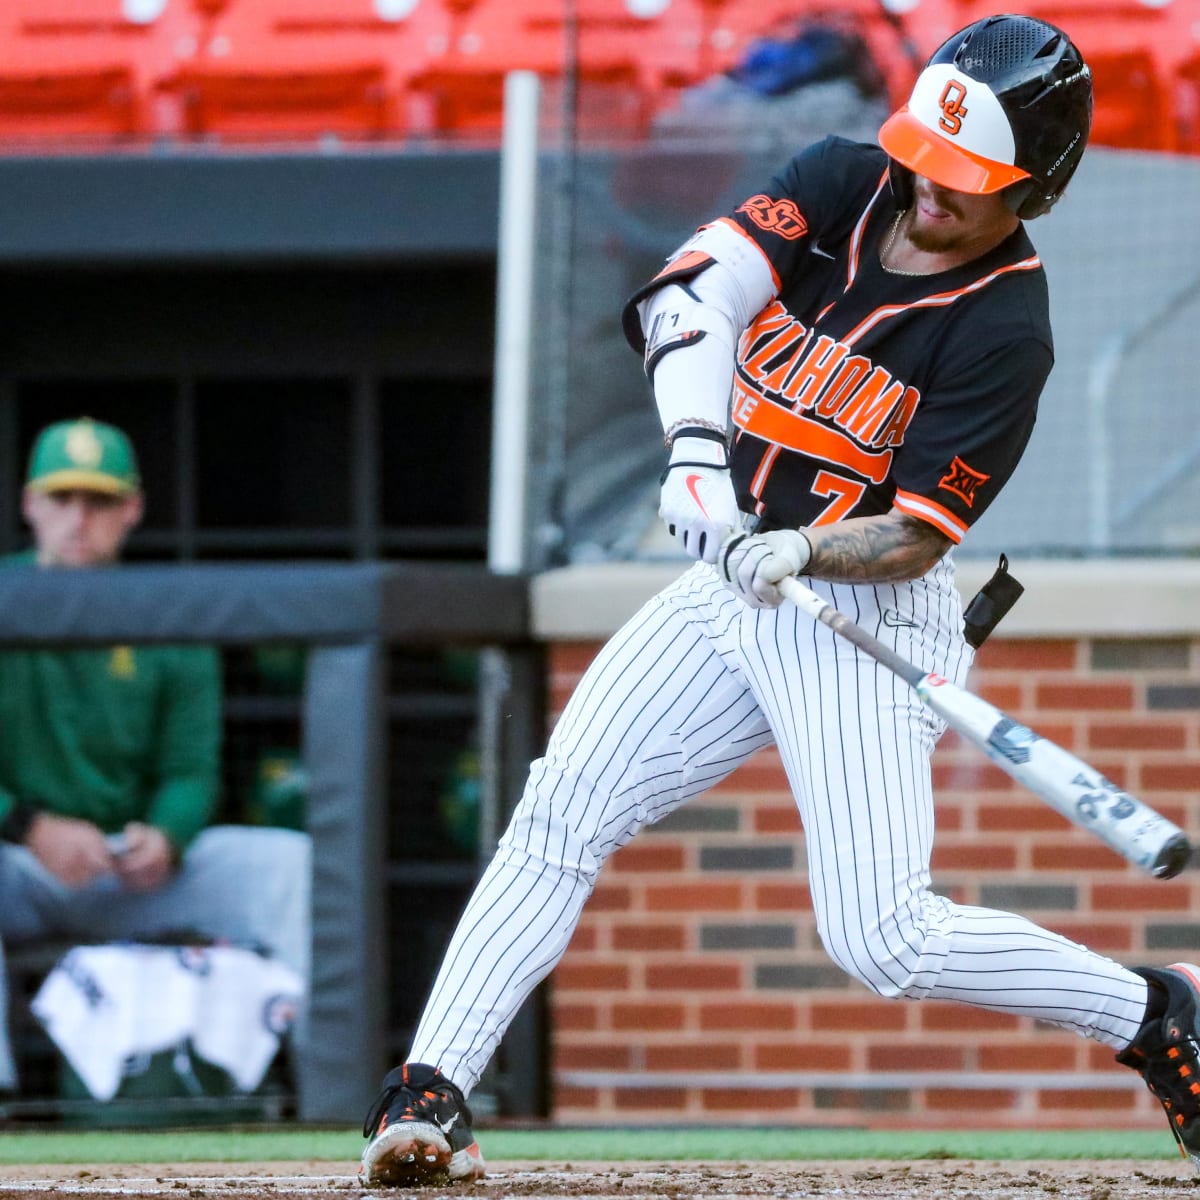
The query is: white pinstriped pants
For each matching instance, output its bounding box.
[410,560,1149,1094]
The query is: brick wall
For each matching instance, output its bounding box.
[544,635,1200,1130]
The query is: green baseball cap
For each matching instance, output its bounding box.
[26,418,141,496]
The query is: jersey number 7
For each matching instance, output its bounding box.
[810,470,866,525]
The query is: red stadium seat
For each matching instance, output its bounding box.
[270,0,451,60]
[408,0,653,137]
[1050,9,1176,152]
[168,64,394,140]
[417,68,651,138]
[572,0,706,87]
[1087,48,1176,152]
[0,65,138,141]
[162,0,442,141]
[0,0,193,143]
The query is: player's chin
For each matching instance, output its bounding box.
[61,549,116,569]
[910,210,966,250]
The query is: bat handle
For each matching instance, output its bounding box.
[777,575,825,620]
[1152,833,1193,880]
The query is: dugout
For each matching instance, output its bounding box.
[0,146,555,1123]
[0,150,502,564]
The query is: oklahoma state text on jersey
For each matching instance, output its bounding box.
[628,136,1054,544]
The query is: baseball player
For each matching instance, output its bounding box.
[361,15,1200,1185]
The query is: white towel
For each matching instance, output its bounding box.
[31,944,303,1101]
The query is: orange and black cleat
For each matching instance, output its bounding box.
[1118,963,1200,1171]
[360,1063,485,1187]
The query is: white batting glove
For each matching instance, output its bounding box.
[659,433,741,564]
[719,528,812,609]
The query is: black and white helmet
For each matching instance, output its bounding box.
[878,13,1092,218]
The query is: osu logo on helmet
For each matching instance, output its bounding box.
[938,80,969,135]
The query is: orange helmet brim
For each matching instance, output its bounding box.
[879,109,1030,194]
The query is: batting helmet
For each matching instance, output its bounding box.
[879,13,1092,219]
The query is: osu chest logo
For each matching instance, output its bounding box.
[737,195,808,240]
[939,80,969,135]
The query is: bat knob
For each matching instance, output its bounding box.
[1151,834,1193,880]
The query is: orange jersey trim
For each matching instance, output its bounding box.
[842,257,1042,347]
[649,248,712,283]
[845,172,891,292]
[749,442,783,501]
[713,216,783,294]
[893,488,968,543]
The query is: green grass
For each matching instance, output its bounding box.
[0,1127,1179,1166]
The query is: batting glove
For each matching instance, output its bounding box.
[719,528,812,609]
[659,432,741,564]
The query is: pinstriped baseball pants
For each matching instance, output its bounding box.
[410,560,1149,1094]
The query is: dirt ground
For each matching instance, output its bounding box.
[0,1159,1197,1199]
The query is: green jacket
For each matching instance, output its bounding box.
[0,555,221,851]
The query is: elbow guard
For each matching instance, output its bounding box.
[622,219,778,359]
[640,282,738,384]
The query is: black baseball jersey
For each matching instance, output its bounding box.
[628,136,1053,544]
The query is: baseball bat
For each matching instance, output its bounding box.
[777,575,1192,880]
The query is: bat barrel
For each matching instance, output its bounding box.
[779,577,1194,882]
[913,672,1192,880]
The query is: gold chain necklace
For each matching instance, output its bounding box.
[880,210,928,277]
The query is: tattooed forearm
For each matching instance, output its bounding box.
[803,511,952,583]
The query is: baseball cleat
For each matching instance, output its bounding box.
[359,1062,485,1188]
[1118,963,1200,1170]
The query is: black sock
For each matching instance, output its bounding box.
[1144,978,1170,1024]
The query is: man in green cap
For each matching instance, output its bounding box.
[21,416,143,570]
[0,418,311,1097]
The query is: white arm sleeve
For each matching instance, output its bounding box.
[637,222,778,438]
[649,315,735,438]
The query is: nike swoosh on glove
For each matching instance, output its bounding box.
[659,436,741,564]
[719,528,812,608]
